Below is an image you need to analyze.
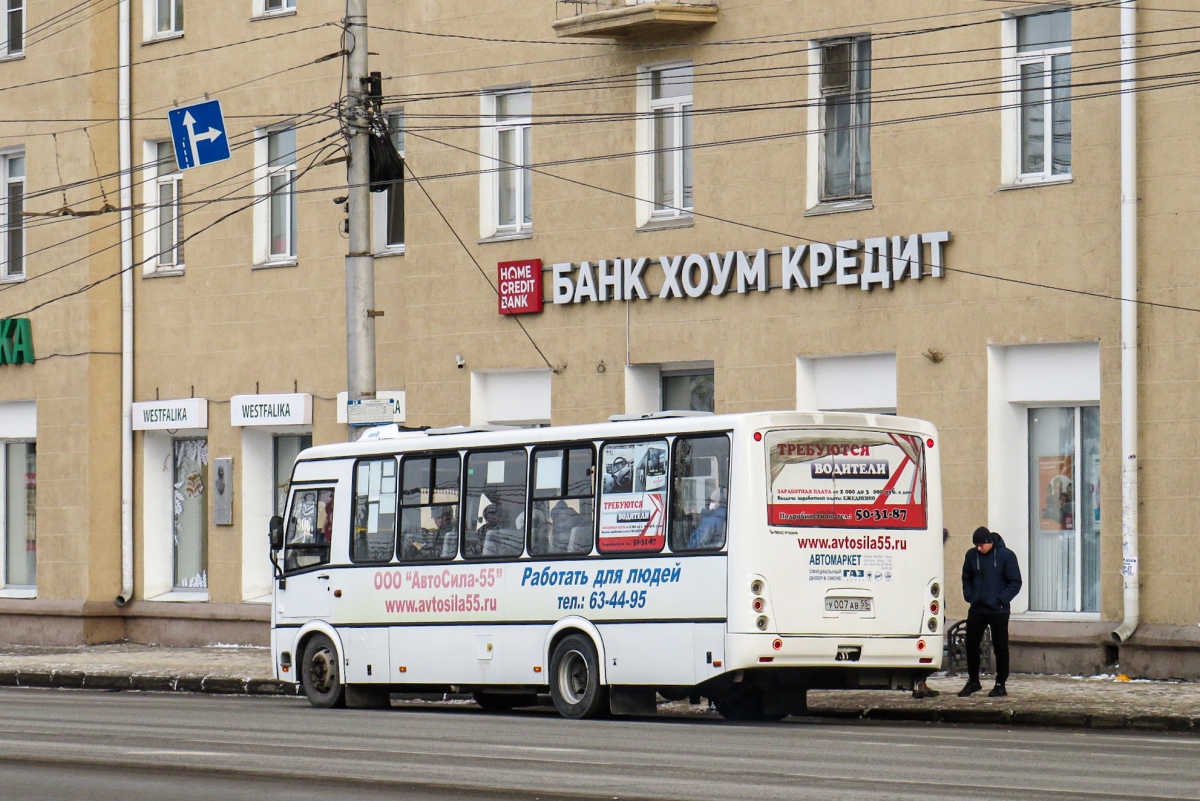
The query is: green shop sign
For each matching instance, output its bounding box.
[0,318,35,364]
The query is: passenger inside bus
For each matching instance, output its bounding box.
[688,488,727,549]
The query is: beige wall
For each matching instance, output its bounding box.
[3,1,1200,671]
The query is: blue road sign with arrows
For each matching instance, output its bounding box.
[167,100,231,170]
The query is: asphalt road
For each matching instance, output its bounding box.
[0,688,1197,801]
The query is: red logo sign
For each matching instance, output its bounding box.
[497,259,543,315]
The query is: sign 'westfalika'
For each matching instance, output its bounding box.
[0,318,35,365]
[550,231,950,306]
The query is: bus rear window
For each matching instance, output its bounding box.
[765,429,926,529]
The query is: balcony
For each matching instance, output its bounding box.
[553,1,718,39]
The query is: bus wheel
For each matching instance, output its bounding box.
[549,634,607,719]
[713,685,784,722]
[300,633,346,709]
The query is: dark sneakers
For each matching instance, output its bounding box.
[988,683,1008,697]
[912,687,940,699]
[958,680,983,697]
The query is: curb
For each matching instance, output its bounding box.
[0,670,300,697]
[810,705,1199,732]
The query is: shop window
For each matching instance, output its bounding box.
[463,449,527,559]
[529,446,594,556]
[399,453,461,562]
[598,439,668,554]
[284,486,334,572]
[172,438,208,589]
[273,434,311,516]
[662,368,714,413]
[1003,8,1071,184]
[2,442,35,590]
[670,435,729,551]
[1028,406,1099,613]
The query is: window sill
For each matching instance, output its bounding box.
[637,215,694,233]
[804,198,873,217]
[147,590,209,602]
[0,274,26,284]
[479,230,533,245]
[0,588,36,599]
[253,258,298,270]
[251,9,297,21]
[143,267,185,279]
[142,31,185,45]
[375,246,406,258]
[998,176,1073,192]
[0,53,25,63]
[1013,611,1103,622]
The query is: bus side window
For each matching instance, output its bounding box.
[670,435,730,551]
[530,445,595,556]
[285,487,335,571]
[463,449,527,559]
[399,454,462,562]
[351,458,398,564]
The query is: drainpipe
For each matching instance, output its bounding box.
[1113,0,1138,644]
[116,0,134,606]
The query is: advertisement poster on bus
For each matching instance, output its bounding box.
[598,440,668,551]
[766,430,926,529]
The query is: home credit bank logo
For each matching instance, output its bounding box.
[497,259,543,315]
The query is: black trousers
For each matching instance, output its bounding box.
[965,608,1010,684]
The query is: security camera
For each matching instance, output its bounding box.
[455,354,465,369]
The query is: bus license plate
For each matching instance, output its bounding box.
[825,597,872,612]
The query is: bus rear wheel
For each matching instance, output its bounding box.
[549,634,607,719]
[300,633,346,709]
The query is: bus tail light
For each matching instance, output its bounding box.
[755,615,770,631]
[916,639,927,652]
[750,579,764,595]
[927,617,939,633]
[929,600,939,615]
[930,582,941,598]
[772,638,783,651]
[752,598,764,613]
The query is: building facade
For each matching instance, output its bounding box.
[2,0,1199,677]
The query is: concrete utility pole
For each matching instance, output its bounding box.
[344,0,377,406]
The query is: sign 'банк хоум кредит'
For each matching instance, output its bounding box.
[0,318,34,364]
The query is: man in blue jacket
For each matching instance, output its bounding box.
[959,526,1023,697]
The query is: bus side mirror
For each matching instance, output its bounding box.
[269,515,285,551]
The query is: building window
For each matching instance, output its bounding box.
[172,438,208,589]
[818,38,871,202]
[257,127,297,262]
[1004,9,1071,183]
[155,0,183,35]
[373,110,404,254]
[1,150,23,281]
[2,442,36,590]
[661,368,714,413]
[273,434,310,516]
[263,0,295,14]
[147,141,183,271]
[650,64,693,217]
[3,0,23,57]
[1027,406,1099,614]
[481,90,531,239]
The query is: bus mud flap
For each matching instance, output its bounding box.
[609,687,656,716]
